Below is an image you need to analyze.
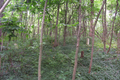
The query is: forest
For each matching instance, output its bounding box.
[0,0,120,80]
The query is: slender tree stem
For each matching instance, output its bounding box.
[107,0,118,53]
[88,0,105,73]
[38,0,47,80]
[72,0,81,80]
[0,0,11,14]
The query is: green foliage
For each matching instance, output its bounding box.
[43,35,54,45]
[0,0,120,79]
[92,64,103,71]
[0,17,23,41]
[1,37,120,80]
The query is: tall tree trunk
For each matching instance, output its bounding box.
[117,31,120,53]
[107,0,118,53]
[0,0,4,45]
[63,1,68,46]
[83,18,86,37]
[37,13,40,35]
[72,0,82,80]
[38,0,47,80]
[72,18,75,36]
[88,0,94,45]
[19,12,23,40]
[0,0,4,71]
[29,13,34,38]
[32,17,36,38]
[82,0,86,38]
[89,0,94,37]
[49,21,52,36]
[54,3,60,47]
[23,11,28,40]
[0,0,10,14]
[87,21,90,45]
[28,14,31,39]
[102,0,107,53]
[88,0,105,73]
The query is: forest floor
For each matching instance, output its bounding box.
[0,37,120,80]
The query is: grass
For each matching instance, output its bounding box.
[0,37,120,80]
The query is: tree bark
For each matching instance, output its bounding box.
[89,0,94,37]
[63,1,68,46]
[107,0,118,53]
[54,3,60,47]
[0,0,10,14]
[72,0,82,80]
[0,0,4,72]
[19,12,23,40]
[102,0,107,53]
[88,0,105,73]
[49,21,52,37]
[23,11,28,40]
[29,13,34,39]
[83,18,86,37]
[38,0,47,80]
[32,17,36,38]
[117,31,120,53]
[0,0,4,45]
[37,13,40,35]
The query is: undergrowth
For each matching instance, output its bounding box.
[0,37,120,80]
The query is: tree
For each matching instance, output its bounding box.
[72,0,82,80]
[63,0,68,46]
[107,0,118,53]
[89,0,94,37]
[0,0,4,70]
[38,0,47,80]
[37,13,40,35]
[117,31,120,53]
[54,2,60,47]
[88,0,105,73]
[102,0,107,53]
[0,0,11,14]
[0,0,4,44]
